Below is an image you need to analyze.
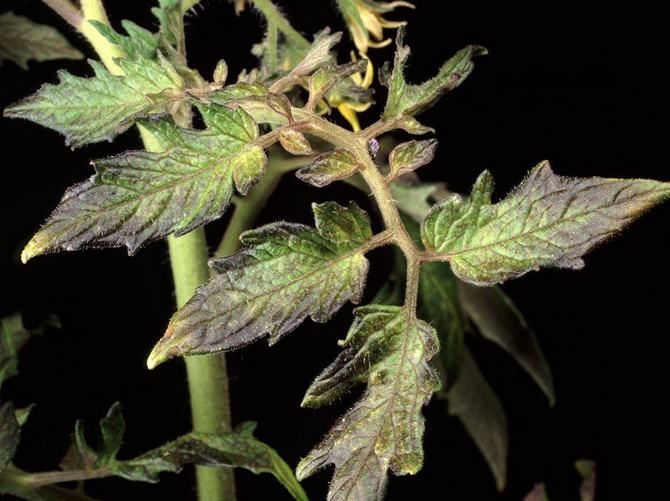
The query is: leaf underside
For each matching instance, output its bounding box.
[298,305,440,501]
[148,201,373,368]
[422,161,670,285]
[21,105,266,262]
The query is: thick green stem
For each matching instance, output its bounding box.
[47,2,236,499]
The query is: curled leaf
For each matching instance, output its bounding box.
[387,138,438,181]
[298,305,440,500]
[382,28,486,119]
[296,150,360,187]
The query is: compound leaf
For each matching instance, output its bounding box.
[382,28,486,120]
[148,201,373,368]
[0,12,83,70]
[422,161,670,285]
[298,305,440,501]
[21,105,265,262]
[4,52,184,148]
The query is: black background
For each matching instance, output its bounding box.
[1,1,667,499]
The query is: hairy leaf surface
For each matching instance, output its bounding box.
[21,105,265,261]
[4,52,184,147]
[382,29,485,119]
[298,305,440,501]
[0,12,83,69]
[296,150,360,187]
[422,161,670,285]
[387,139,438,181]
[148,202,373,368]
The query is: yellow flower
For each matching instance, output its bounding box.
[327,52,374,132]
[342,0,415,53]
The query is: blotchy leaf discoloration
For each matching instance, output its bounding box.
[148,202,373,368]
[21,106,265,262]
[422,161,670,285]
[298,305,440,501]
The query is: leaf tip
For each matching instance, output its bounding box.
[147,330,177,370]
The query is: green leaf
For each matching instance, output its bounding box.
[148,201,373,368]
[89,19,159,61]
[458,282,555,405]
[4,53,184,148]
[422,161,670,285]
[0,403,20,473]
[59,404,308,501]
[20,105,266,262]
[0,12,83,70]
[281,29,342,80]
[1,313,58,387]
[419,261,464,377]
[446,348,508,491]
[307,59,368,109]
[115,423,308,500]
[382,28,486,120]
[296,150,360,187]
[387,139,438,181]
[390,178,442,222]
[298,305,440,500]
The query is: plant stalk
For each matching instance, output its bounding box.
[42,1,237,499]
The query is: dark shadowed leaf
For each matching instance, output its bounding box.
[447,348,508,491]
[0,403,19,472]
[422,161,670,285]
[458,282,555,404]
[576,460,596,501]
[1,313,58,387]
[148,202,373,368]
[419,261,464,377]
[298,305,440,501]
[0,12,83,70]
[524,483,550,501]
[21,105,266,262]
